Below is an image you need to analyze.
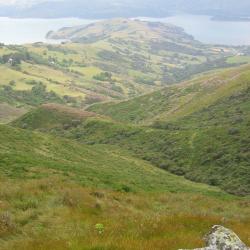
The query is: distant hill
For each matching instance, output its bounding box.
[3,0,250,19]
[47,18,240,86]
[47,18,194,42]
[1,19,244,124]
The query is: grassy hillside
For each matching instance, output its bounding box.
[0,103,26,123]
[1,18,250,250]
[86,65,250,196]
[0,19,248,123]
[13,103,99,130]
[48,19,244,86]
[89,64,250,124]
[1,124,224,194]
[15,65,250,195]
[0,124,250,250]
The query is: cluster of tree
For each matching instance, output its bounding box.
[97,50,126,63]
[0,52,30,66]
[150,41,203,56]
[46,45,77,55]
[0,49,48,67]
[0,46,58,68]
[93,72,113,81]
[0,83,65,106]
[162,58,232,84]
[135,75,155,85]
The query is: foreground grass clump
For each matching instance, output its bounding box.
[0,123,249,249]
[0,177,249,250]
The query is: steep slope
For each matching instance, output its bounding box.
[1,126,250,250]
[89,64,250,124]
[86,65,250,195]
[0,103,26,123]
[3,124,250,250]
[4,64,250,248]
[13,103,99,130]
[15,65,250,195]
[1,123,224,194]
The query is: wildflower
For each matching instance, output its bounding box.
[95,223,104,234]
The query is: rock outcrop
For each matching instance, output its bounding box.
[180,225,250,250]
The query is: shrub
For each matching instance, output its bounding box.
[9,80,16,86]
[14,198,39,211]
[120,185,132,193]
[0,212,16,236]
[95,223,104,235]
[93,72,112,81]
[228,128,240,135]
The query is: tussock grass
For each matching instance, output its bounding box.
[0,124,249,249]
[0,177,249,250]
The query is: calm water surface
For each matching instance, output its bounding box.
[0,17,98,44]
[0,15,250,45]
[142,15,250,45]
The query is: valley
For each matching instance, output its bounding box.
[14,64,250,196]
[0,17,249,250]
[1,109,250,249]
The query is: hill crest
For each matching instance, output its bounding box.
[47,18,195,43]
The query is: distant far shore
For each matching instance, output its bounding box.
[211,16,250,22]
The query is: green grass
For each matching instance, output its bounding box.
[0,103,26,124]
[88,82,249,196]
[13,103,98,130]
[1,124,227,195]
[0,126,249,250]
[1,19,248,123]
[0,82,65,108]
[1,20,250,250]
[15,99,250,196]
[16,65,250,195]
[0,176,249,250]
[227,56,250,64]
[89,65,250,124]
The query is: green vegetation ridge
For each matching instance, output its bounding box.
[14,65,250,195]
